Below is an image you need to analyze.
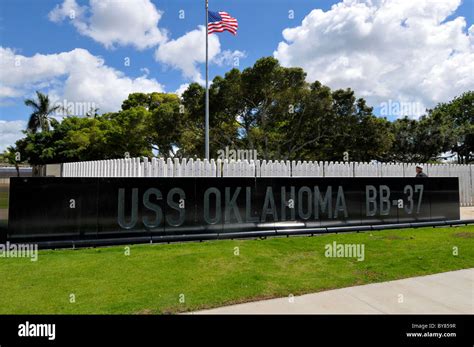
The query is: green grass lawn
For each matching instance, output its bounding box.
[0,190,8,209]
[0,225,473,314]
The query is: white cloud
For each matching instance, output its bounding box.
[0,86,22,99]
[48,0,86,23]
[49,1,244,83]
[155,26,220,84]
[0,120,26,152]
[175,83,189,96]
[213,50,247,67]
[49,0,167,50]
[274,0,474,114]
[0,47,164,113]
[154,26,245,84]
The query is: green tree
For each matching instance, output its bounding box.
[106,107,154,158]
[120,92,184,157]
[427,91,473,163]
[388,115,450,163]
[0,146,23,177]
[178,57,396,161]
[11,63,472,166]
[16,111,152,165]
[271,81,333,160]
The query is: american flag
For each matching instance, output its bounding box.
[208,10,238,35]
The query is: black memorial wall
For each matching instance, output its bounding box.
[4,177,460,245]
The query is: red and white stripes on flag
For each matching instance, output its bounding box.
[208,11,238,35]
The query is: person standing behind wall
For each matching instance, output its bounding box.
[416,165,428,177]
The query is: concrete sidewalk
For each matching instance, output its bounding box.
[193,268,474,314]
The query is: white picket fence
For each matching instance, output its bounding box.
[62,158,474,206]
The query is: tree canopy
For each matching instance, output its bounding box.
[8,57,473,165]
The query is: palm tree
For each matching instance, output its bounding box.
[24,91,61,133]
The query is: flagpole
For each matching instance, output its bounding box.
[205,0,210,160]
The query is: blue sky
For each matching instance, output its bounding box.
[0,0,333,120]
[0,0,473,150]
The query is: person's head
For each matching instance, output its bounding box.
[416,165,423,174]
